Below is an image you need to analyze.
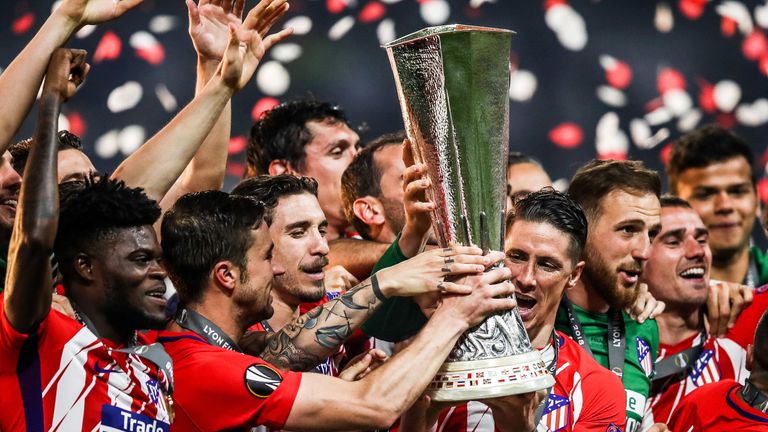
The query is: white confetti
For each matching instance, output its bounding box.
[756,2,768,29]
[596,112,629,156]
[76,25,96,39]
[736,98,768,126]
[380,0,404,3]
[717,1,753,35]
[129,31,159,49]
[58,113,70,133]
[508,69,537,102]
[256,61,290,96]
[271,43,303,63]
[470,0,496,6]
[655,3,674,33]
[377,19,396,45]
[545,4,588,51]
[149,15,179,34]
[420,0,451,26]
[599,55,618,71]
[663,89,693,117]
[155,84,177,112]
[552,178,569,192]
[107,81,143,113]
[328,16,355,41]
[118,125,146,155]
[95,130,120,159]
[596,85,627,107]
[678,109,702,132]
[713,80,742,112]
[630,119,651,147]
[645,106,673,126]
[285,16,312,36]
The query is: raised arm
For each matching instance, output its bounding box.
[282,267,517,430]
[4,49,89,333]
[0,0,141,150]
[250,246,501,371]
[113,0,292,203]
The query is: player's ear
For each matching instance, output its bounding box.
[73,252,95,283]
[566,261,585,290]
[212,260,238,295]
[268,160,293,176]
[353,197,385,226]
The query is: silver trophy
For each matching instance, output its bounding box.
[384,25,554,401]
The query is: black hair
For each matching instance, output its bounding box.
[506,188,588,263]
[659,194,693,209]
[11,130,84,174]
[341,131,406,238]
[55,176,161,280]
[508,152,543,168]
[231,174,318,226]
[667,124,755,193]
[161,190,265,304]
[246,99,350,177]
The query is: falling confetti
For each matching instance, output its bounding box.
[549,122,583,148]
[93,32,122,63]
[359,2,386,23]
[252,97,280,121]
[271,43,303,63]
[12,12,34,35]
[130,31,165,65]
[107,81,144,113]
[655,3,674,33]
[377,18,396,45]
[285,16,312,35]
[597,85,627,108]
[600,55,633,89]
[713,79,742,112]
[420,0,450,26]
[545,3,588,51]
[155,84,177,113]
[328,15,355,40]
[256,61,290,96]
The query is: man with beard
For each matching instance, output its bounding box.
[668,310,768,431]
[666,125,768,287]
[643,196,768,428]
[232,174,355,375]
[1,49,172,430]
[341,131,408,245]
[422,190,626,432]
[555,159,662,432]
[158,190,516,431]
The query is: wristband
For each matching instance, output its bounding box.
[371,274,387,302]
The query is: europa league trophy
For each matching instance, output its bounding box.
[384,25,554,401]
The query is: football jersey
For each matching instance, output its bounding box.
[435,332,627,432]
[643,286,768,428]
[668,380,768,431]
[0,298,172,431]
[555,302,659,432]
[156,330,302,431]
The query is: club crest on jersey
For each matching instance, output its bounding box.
[605,423,622,432]
[541,394,570,431]
[244,364,283,398]
[635,337,653,377]
[690,349,720,387]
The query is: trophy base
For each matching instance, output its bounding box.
[426,350,555,402]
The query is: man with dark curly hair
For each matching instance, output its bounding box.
[247,99,360,241]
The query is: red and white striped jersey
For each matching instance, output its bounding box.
[0,298,172,431]
[434,331,626,432]
[643,288,768,429]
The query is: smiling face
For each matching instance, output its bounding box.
[643,206,711,309]
[505,220,583,346]
[298,120,359,238]
[674,156,758,262]
[235,224,286,323]
[582,189,661,309]
[0,151,21,238]
[268,193,329,306]
[96,226,168,331]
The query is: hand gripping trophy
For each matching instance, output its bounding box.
[383,25,554,401]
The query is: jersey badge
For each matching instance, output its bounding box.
[244,364,283,398]
[541,394,570,431]
[636,337,653,377]
[690,349,720,387]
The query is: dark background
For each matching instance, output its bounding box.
[3,0,768,244]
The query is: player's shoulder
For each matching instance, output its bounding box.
[686,378,739,402]
[555,331,622,383]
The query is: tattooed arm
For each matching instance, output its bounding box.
[245,246,503,371]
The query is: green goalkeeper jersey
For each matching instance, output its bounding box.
[555,301,659,432]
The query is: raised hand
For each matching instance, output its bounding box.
[187,0,245,62]
[56,0,143,27]
[217,0,293,91]
[42,48,90,102]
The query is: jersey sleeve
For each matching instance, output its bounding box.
[571,367,627,432]
[361,234,427,342]
[173,347,302,430]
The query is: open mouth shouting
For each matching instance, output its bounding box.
[515,292,537,321]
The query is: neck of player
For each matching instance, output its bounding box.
[655,304,702,346]
[711,245,750,284]
[73,299,136,346]
[181,296,247,344]
[568,279,610,313]
[530,320,557,350]
[266,292,301,331]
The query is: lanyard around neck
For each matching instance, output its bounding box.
[175,307,241,353]
[562,297,625,380]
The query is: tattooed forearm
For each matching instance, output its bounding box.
[253,277,386,371]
